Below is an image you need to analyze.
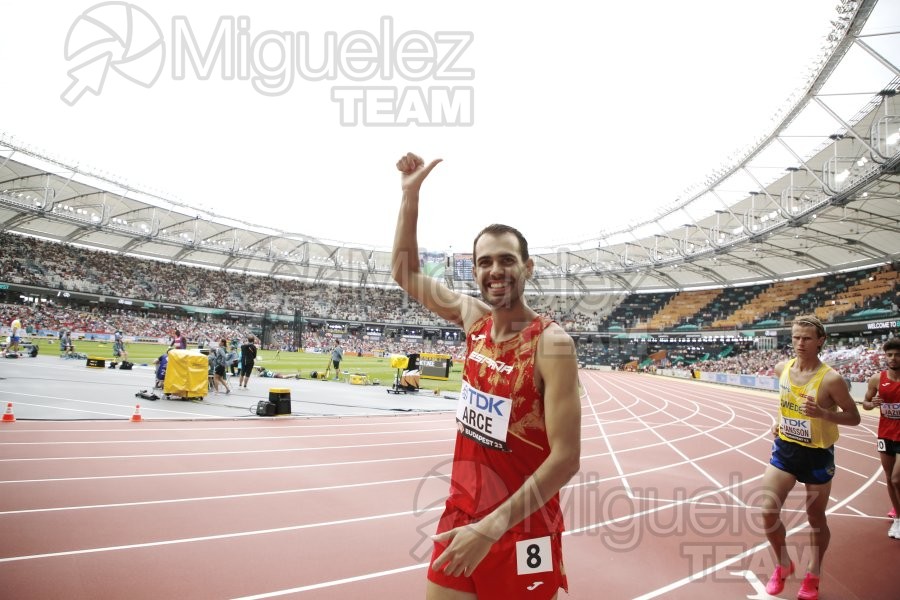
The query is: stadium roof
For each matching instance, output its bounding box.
[1,0,899,294]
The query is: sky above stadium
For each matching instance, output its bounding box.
[1,1,842,253]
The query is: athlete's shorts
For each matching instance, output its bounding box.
[332,359,340,370]
[427,508,567,599]
[877,438,900,455]
[10,336,20,344]
[770,437,835,484]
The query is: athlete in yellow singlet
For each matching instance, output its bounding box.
[758,315,860,600]
[775,359,839,450]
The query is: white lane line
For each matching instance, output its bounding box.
[0,417,454,434]
[631,466,884,600]
[0,473,450,516]
[0,505,444,564]
[581,372,634,497]
[0,437,453,462]
[603,374,749,506]
[0,393,220,419]
[0,428,450,446]
[231,564,429,599]
[0,452,452,484]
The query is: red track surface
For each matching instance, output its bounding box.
[0,371,893,599]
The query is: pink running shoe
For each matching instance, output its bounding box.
[765,561,795,595]
[889,507,897,518]
[797,572,819,600]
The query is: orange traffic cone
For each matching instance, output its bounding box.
[1,402,14,423]
[130,404,143,423]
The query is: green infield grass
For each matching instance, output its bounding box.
[42,339,463,393]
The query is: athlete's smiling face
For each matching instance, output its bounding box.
[473,232,533,309]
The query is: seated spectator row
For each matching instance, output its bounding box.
[1,232,896,336]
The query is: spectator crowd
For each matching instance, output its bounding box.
[1,232,896,369]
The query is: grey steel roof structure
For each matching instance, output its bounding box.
[1,0,898,295]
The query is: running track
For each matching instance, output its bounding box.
[0,371,893,599]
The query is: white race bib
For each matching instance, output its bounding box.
[456,381,511,451]
[881,403,900,419]
[515,536,552,575]
[780,415,812,444]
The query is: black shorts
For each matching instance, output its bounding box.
[770,437,836,484]
[215,365,226,377]
[877,438,900,455]
[240,363,254,377]
[333,360,341,369]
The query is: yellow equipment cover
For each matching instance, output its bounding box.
[389,355,409,369]
[163,350,209,398]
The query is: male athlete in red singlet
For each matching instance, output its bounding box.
[862,337,900,539]
[392,153,581,600]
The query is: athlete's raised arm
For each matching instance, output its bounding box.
[392,152,487,329]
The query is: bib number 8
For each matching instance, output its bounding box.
[526,544,542,569]
[515,536,552,575]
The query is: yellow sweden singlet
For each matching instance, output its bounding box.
[777,359,839,449]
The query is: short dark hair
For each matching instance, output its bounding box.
[472,224,529,262]
[884,337,900,352]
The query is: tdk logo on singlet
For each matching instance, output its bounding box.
[457,381,512,451]
[882,403,900,418]
[780,415,811,443]
[462,385,506,416]
[468,351,514,374]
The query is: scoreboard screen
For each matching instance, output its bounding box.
[419,353,452,380]
[419,251,446,279]
[453,254,474,281]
